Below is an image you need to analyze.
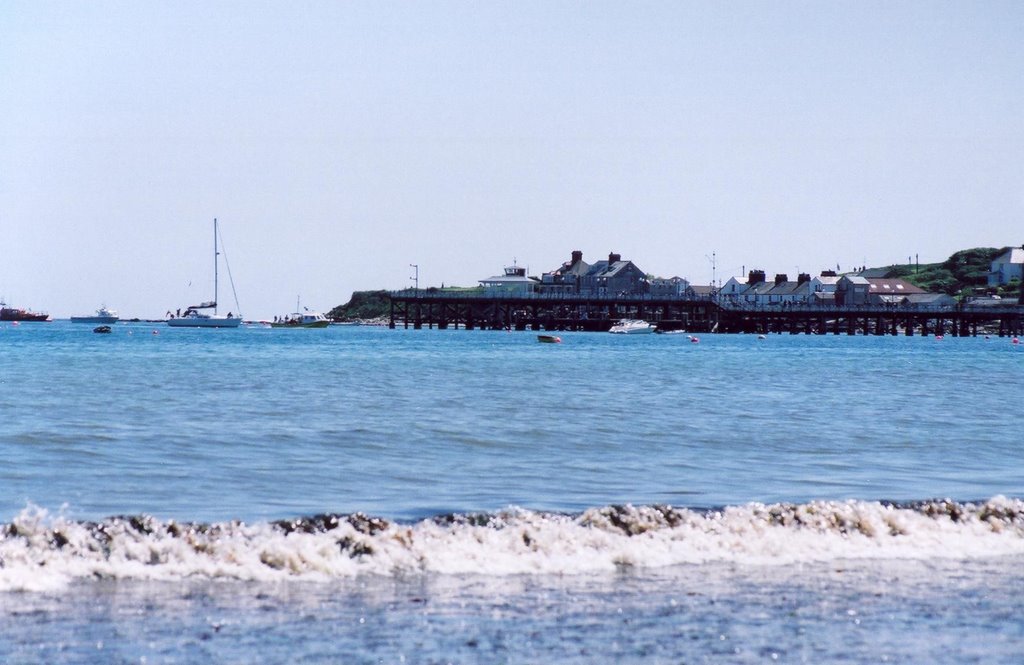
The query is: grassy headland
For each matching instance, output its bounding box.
[884,247,1018,298]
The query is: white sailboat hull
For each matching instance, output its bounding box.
[167,315,242,328]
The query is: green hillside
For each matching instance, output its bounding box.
[883,247,1016,298]
[328,287,481,321]
[326,290,391,321]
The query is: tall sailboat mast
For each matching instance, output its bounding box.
[213,217,219,315]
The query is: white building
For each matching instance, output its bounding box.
[479,264,538,295]
[988,246,1024,286]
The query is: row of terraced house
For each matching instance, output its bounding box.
[477,250,962,308]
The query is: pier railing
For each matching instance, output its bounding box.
[386,290,1023,336]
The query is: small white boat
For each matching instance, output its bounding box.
[71,306,119,324]
[609,319,655,334]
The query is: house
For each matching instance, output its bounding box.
[763,273,815,305]
[987,246,1024,286]
[811,271,841,295]
[809,271,841,306]
[539,250,590,294]
[479,264,538,295]
[541,251,648,296]
[689,284,717,300]
[580,253,649,296]
[834,275,871,306]
[720,270,765,302]
[649,276,691,297]
[835,275,926,306]
[721,270,809,306]
[866,278,926,304]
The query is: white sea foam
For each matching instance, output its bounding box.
[2,498,1023,591]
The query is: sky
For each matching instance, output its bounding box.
[1,1,1022,319]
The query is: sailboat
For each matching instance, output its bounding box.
[167,219,243,328]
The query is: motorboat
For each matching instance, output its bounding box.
[271,297,330,328]
[71,306,119,324]
[0,302,49,322]
[167,219,243,328]
[537,334,562,343]
[608,319,655,334]
[93,325,112,334]
[271,310,330,328]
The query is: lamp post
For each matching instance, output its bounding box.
[410,264,419,296]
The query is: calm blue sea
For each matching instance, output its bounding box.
[1,321,1023,663]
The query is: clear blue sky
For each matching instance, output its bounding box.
[2,1,1021,318]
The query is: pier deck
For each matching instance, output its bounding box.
[388,292,1024,337]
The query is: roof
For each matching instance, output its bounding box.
[866,278,926,294]
[586,260,639,278]
[904,293,954,304]
[480,274,538,284]
[766,281,808,296]
[993,247,1024,264]
[743,281,776,295]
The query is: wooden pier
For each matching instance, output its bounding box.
[388,292,1024,337]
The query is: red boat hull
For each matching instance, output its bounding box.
[1,307,50,322]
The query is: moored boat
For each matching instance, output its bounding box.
[0,302,50,322]
[71,306,119,324]
[537,334,562,343]
[271,298,330,328]
[271,310,330,328]
[167,219,243,328]
[609,319,655,334]
[167,303,242,328]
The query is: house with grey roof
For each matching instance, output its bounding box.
[649,276,691,297]
[762,274,814,305]
[834,275,871,306]
[720,270,765,303]
[539,250,591,294]
[540,251,648,296]
[581,253,649,296]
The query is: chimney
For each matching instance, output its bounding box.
[798,273,811,285]
[608,252,621,264]
[774,273,788,285]
[748,269,765,285]
[571,250,583,264]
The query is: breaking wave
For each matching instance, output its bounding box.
[3,497,1024,591]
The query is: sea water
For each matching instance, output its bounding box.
[1,322,1022,662]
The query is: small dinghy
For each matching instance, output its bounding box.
[537,335,561,343]
[93,325,112,334]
